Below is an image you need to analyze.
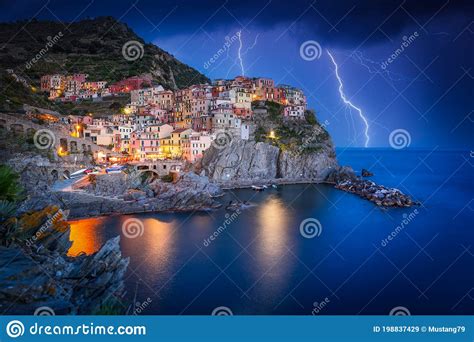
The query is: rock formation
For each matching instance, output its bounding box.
[201,138,338,185]
[59,171,223,218]
[0,206,129,314]
[361,168,374,177]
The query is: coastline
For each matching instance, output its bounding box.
[63,176,419,220]
[59,178,330,220]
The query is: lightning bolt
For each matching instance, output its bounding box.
[236,31,245,76]
[225,31,260,78]
[327,50,370,148]
[346,50,407,82]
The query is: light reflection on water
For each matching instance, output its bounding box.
[257,195,291,263]
[67,217,105,257]
[65,150,473,314]
[254,195,297,302]
[120,217,176,278]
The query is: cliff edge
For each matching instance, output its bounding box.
[201,102,338,186]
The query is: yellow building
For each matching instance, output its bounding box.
[159,128,192,159]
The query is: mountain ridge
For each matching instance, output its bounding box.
[0,16,210,90]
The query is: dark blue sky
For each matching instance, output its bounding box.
[1,0,472,148]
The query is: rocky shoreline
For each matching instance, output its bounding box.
[0,206,129,314]
[0,150,419,315]
[57,171,224,219]
[7,153,419,222]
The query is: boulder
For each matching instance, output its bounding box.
[324,166,357,184]
[361,168,374,177]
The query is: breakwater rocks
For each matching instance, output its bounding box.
[335,179,419,207]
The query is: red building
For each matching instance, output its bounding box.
[233,107,252,119]
[192,115,212,132]
[273,87,286,104]
[109,76,152,94]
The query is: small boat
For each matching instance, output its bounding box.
[87,167,101,175]
[209,192,225,198]
[251,185,264,191]
[271,184,278,189]
[105,165,125,174]
[70,168,88,178]
[225,200,255,211]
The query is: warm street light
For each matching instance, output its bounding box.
[269,130,276,139]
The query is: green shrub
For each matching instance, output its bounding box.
[161,174,173,183]
[0,165,23,202]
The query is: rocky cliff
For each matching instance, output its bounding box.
[0,206,129,314]
[201,103,338,185]
[201,139,338,185]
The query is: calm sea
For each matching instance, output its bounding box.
[69,149,474,315]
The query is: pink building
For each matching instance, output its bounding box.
[130,124,173,160]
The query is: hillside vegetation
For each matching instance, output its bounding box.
[0,17,209,90]
[252,101,331,155]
